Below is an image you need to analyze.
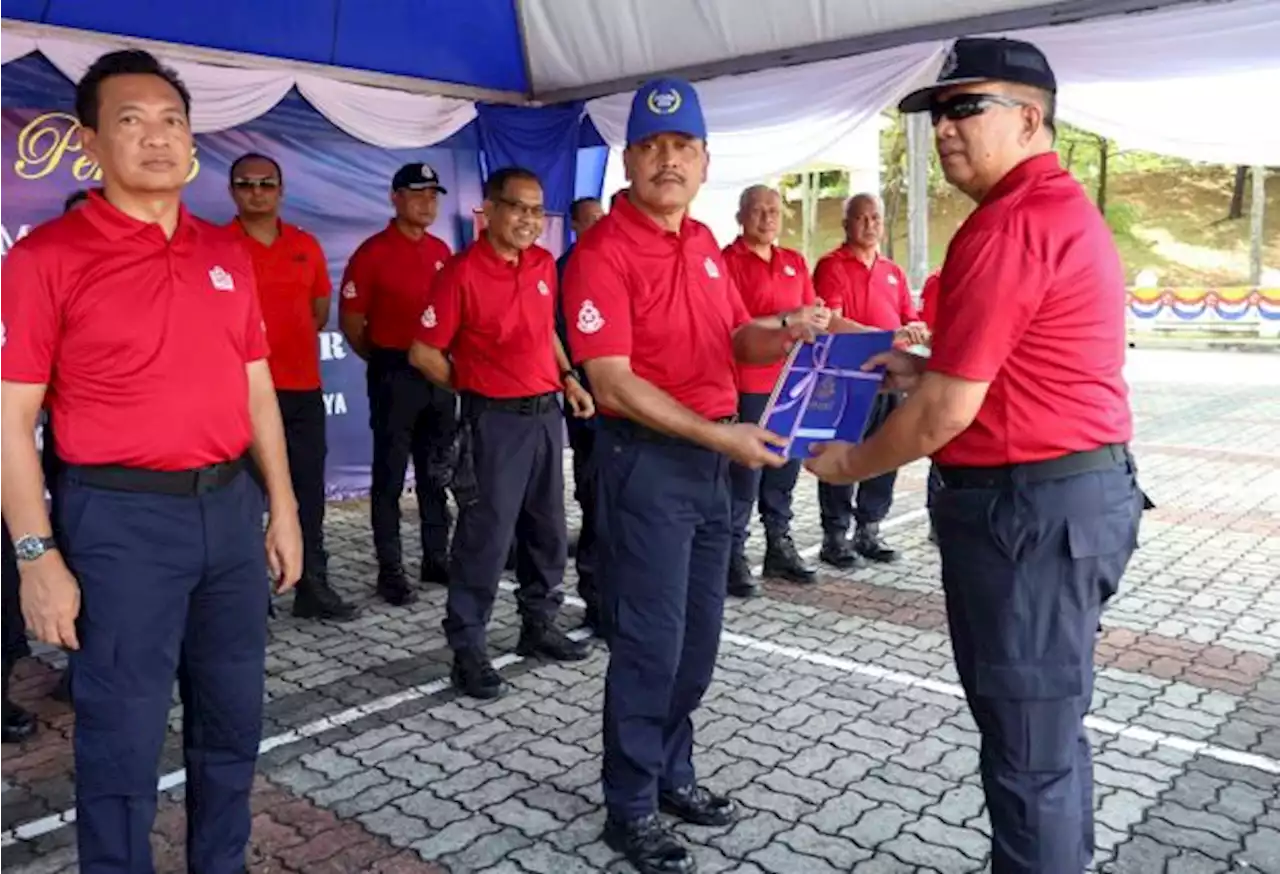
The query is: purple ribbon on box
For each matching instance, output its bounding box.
[771,335,883,449]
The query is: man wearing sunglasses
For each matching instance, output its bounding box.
[228,153,357,622]
[806,37,1141,874]
[340,164,457,606]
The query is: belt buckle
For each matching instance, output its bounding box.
[193,465,222,495]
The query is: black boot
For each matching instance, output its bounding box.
[819,531,861,570]
[854,522,898,563]
[2,660,36,744]
[659,784,738,826]
[376,566,418,606]
[451,648,504,699]
[727,552,759,598]
[293,575,359,621]
[762,532,817,585]
[602,813,697,874]
[420,555,450,586]
[517,618,589,661]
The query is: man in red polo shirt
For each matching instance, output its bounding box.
[806,37,1142,874]
[811,194,928,569]
[562,77,817,874]
[340,164,456,605]
[723,184,828,596]
[1,49,301,873]
[411,167,593,699]
[228,152,357,621]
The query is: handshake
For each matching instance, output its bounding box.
[779,300,931,350]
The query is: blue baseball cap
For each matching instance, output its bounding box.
[626,77,707,146]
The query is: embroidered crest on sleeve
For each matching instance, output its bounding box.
[341,280,357,299]
[421,306,437,329]
[576,300,604,335]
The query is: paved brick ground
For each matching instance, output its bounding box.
[3,349,1278,874]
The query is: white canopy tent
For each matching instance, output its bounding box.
[4,0,1276,272]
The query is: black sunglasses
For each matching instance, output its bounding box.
[232,178,280,190]
[930,93,1028,125]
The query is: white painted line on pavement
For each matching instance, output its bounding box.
[750,506,930,577]
[0,630,591,847]
[720,632,1280,777]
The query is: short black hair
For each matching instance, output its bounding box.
[75,49,192,131]
[63,189,92,213]
[484,166,540,202]
[569,197,601,223]
[230,153,283,185]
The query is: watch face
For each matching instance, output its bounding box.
[14,536,50,562]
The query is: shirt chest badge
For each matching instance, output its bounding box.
[887,274,899,285]
[536,279,550,297]
[783,265,797,277]
[209,266,235,292]
[435,261,445,271]
[576,300,604,335]
[704,257,720,279]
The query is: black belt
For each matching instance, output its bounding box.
[937,444,1130,490]
[65,457,247,497]
[603,414,738,448]
[463,392,559,417]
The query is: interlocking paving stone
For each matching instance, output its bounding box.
[4,353,1280,873]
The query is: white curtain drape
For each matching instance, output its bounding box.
[2,35,477,148]
[586,42,945,190]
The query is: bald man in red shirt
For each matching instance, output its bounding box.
[811,195,927,568]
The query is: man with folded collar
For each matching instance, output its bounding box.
[562,78,820,874]
[340,163,457,605]
[411,167,594,699]
[806,37,1143,874]
[1,49,301,873]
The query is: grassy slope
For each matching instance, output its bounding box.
[780,166,1278,287]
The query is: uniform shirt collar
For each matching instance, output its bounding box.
[229,216,286,247]
[473,232,529,273]
[611,190,701,244]
[833,244,880,272]
[981,152,1062,206]
[81,189,199,249]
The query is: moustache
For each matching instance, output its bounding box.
[650,172,685,185]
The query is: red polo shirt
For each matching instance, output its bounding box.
[920,271,941,329]
[929,153,1133,467]
[2,192,269,471]
[813,247,916,329]
[339,221,451,351]
[723,237,815,394]
[229,219,330,391]
[562,192,753,420]
[416,235,560,399]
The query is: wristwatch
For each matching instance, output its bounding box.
[13,534,58,562]
[560,368,580,386]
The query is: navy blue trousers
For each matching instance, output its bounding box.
[367,348,456,572]
[59,471,268,874]
[932,461,1141,874]
[730,392,801,552]
[818,391,900,533]
[444,408,567,652]
[566,415,600,610]
[597,422,730,820]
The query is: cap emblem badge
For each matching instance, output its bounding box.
[646,88,682,116]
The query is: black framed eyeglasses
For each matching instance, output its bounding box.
[232,178,280,190]
[930,93,1028,125]
[494,196,545,219]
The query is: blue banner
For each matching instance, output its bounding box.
[2,99,483,498]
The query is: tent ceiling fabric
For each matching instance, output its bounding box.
[2,0,1278,164]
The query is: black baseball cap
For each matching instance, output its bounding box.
[898,37,1057,113]
[392,162,447,194]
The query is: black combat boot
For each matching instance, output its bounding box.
[517,618,589,661]
[854,522,898,563]
[451,648,504,699]
[293,575,359,621]
[818,531,861,570]
[726,551,759,598]
[762,532,817,584]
